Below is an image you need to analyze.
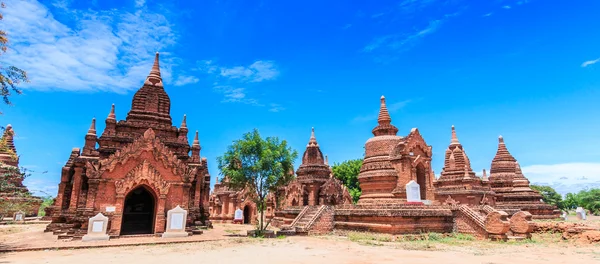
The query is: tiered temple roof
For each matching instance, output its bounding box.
[296,128,331,183]
[0,125,43,216]
[358,96,404,201]
[434,126,494,205]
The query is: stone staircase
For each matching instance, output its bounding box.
[281,205,326,235]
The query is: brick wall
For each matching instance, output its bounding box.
[308,206,334,235]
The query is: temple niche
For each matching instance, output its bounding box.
[281,128,351,207]
[358,96,435,204]
[488,136,559,219]
[433,125,496,206]
[45,53,212,239]
[0,125,43,216]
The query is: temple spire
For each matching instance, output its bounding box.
[181,114,187,129]
[308,127,318,146]
[2,124,16,153]
[143,52,163,87]
[372,95,399,136]
[378,96,391,124]
[107,104,116,120]
[325,155,329,165]
[193,130,200,147]
[87,118,96,136]
[450,125,460,145]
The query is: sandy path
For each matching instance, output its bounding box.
[3,236,599,264]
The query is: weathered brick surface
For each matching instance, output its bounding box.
[0,125,43,216]
[308,206,334,235]
[45,54,211,239]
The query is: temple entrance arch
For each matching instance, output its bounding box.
[243,205,251,224]
[416,163,428,200]
[121,185,156,235]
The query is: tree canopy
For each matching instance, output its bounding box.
[531,184,564,210]
[0,2,29,112]
[332,159,362,204]
[565,188,600,215]
[217,129,298,233]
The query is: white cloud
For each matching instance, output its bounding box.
[219,60,279,82]
[23,174,58,197]
[135,0,146,8]
[364,17,447,53]
[1,0,181,93]
[173,75,199,86]
[503,5,511,9]
[522,163,600,195]
[269,104,285,112]
[581,58,600,68]
[195,60,280,108]
[483,12,493,17]
[213,85,261,105]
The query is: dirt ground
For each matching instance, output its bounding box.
[1,224,599,264]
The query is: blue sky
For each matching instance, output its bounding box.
[1,0,599,197]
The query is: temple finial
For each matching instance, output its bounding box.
[499,135,504,143]
[325,154,329,165]
[450,125,460,145]
[144,52,163,87]
[308,127,318,145]
[192,130,200,147]
[378,95,391,124]
[181,114,187,129]
[107,104,116,120]
[87,118,96,136]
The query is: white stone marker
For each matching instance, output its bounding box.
[82,213,110,242]
[234,208,243,221]
[406,180,421,202]
[162,205,189,238]
[576,207,587,220]
[13,211,24,222]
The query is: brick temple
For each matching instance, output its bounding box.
[45,53,211,239]
[273,96,559,239]
[0,125,42,217]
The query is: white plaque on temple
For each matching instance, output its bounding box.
[170,213,184,230]
[82,213,110,242]
[105,206,116,212]
[92,221,104,232]
[234,209,243,220]
[162,205,189,238]
[406,180,421,202]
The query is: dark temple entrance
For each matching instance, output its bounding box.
[121,186,156,235]
[243,205,251,224]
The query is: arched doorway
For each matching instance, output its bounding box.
[416,164,427,200]
[121,186,156,235]
[243,205,251,224]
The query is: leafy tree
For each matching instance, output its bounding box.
[0,2,29,112]
[561,189,600,215]
[578,189,600,215]
[217,129,298,235]
[531,184,564,210]
[331,159,362,204]
[563,192,581,210]
[37,196,54,216]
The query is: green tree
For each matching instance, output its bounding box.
[0,2,29,112]
[217,129,298,235]
[331,159,362,204]
[578,188,600,215]
[531,185,564,210]
[563,192,581,210]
